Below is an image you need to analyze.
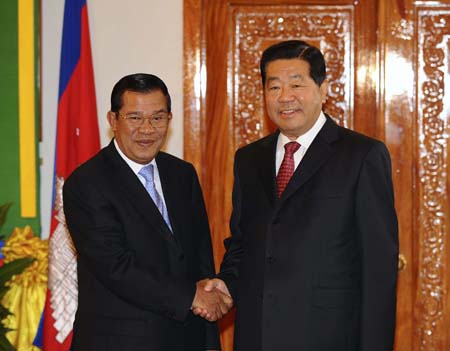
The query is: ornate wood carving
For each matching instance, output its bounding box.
[184,1,450,351]
[416,6,450,350]
[231,6,353,148]
[379,2,416,350]
[391,18,414,40]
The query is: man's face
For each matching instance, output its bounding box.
[264,59,328,140]
[107,90,171,164]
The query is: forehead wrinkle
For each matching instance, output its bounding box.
[289,74,305,80]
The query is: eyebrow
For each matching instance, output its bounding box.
[151,108,169,114]
[266,76,280,83]
[126,108,168,114]
[266,74,305,83]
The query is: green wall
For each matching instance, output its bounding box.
[0,1,40,236]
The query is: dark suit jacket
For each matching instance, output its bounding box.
[63,141,220,351]
[218,116,398,351]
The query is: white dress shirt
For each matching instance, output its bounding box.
[113,139,169,209]
[275,111,327,175]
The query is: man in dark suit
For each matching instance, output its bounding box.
[197,41,399,350]
[63,73,232,351]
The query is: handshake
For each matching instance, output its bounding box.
[191,278,233,322]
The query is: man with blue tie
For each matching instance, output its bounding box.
[63,73,231,351]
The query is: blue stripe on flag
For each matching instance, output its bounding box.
[33,310,44,349]
[58,0,86,100]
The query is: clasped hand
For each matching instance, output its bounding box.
[191,278,233,321]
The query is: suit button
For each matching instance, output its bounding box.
[178,254,184,261]
[272,217,280,225]
[267,256,275,263]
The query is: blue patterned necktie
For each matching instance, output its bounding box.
[139,164,172,232]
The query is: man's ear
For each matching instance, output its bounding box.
[320,79,329,104]
[107,111,117,132]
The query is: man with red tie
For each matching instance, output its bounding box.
[196,40,399,350]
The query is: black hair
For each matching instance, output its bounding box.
[260,40,326,86]
[110,73,171,113]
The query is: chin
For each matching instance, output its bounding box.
[280,122,303,132]
[133,151,156,163]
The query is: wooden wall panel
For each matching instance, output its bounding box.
[183,0,204,178]
[415,5,450,350]
[231,5,354,149]
[379,0,416,349]
[184,1,450,350]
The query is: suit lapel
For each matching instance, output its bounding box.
[103,141,176,246]
[279,116,340,202]
[155,153,182,240]
[256,133,278,204]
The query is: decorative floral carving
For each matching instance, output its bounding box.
[391,18,414,40]
[416,8,450,350]
[232,6,353,147]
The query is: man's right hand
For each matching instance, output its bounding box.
[191,279,233,322]
[203,278,230,296]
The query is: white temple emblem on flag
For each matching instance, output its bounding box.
[48,175,78,343]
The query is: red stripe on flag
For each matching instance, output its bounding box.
[43,3,100,351]
[55,8,100,181]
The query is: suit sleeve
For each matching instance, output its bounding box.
[189,165,221,349]
[63,173,195,322]
[217,153,245,299]
[355,142,399,350]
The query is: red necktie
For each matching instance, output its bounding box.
[276,141,300,198]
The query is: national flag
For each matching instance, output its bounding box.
[42,0,100,349]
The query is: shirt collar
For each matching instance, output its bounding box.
[113,139,156,176]
[277,111,326,152]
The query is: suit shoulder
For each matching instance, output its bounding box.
[156,151,197,173]
[338,125,376,143]
[235,133,277,157]
[337,124,387,148]
[64,148,105,187]
[332,125,391,163]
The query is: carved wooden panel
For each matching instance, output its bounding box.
[183,0,204,177]
[416,5,450,350]
[184,1,450,351]
[379,1,417,349]
[231,6,353,148]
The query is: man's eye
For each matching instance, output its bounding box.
[128,116,142,121]
[152,115,164,121]
[269,86,280,91]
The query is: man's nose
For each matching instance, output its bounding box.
[138,118,157,132]
[278,87,294,102]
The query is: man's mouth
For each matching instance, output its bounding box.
[279,108,301,116]
[136,140,155,147]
